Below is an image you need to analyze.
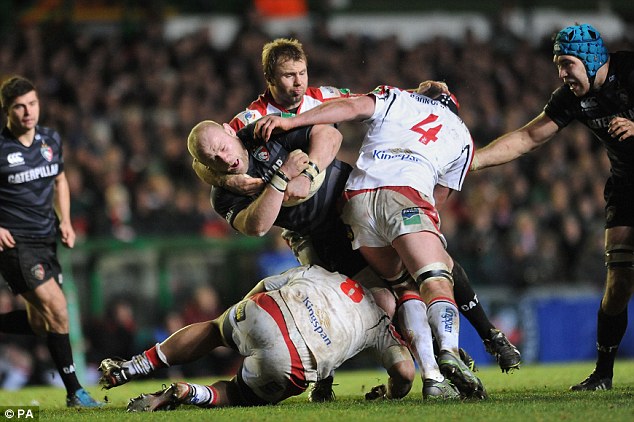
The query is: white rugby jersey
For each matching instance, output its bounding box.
[345,86,474,204]
[262,265,399,379]
[229,86,352,131]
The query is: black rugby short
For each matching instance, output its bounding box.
[604,176,634,228]
[0,236,62,295]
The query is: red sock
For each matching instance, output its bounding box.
[144,345,167,369]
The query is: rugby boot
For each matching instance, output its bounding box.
[570,371,612,391]
[483,329,521,372]
[438,350,488,399]
[66,388,103,407]
[422,378,461,399]
[308,375,336,402]
[127,383,192,412]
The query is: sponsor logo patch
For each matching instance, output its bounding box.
[30,264,45,281]
[580,97,599,109]
[40,141,53,162]
[345,224,355,241]
[402,207,421,225]
[7,152,24,167]
[238,110,262,125]
[340,278,364,303]
[234,300,247,322]
[254,145,270,161]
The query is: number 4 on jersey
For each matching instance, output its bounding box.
[411,114,441,144]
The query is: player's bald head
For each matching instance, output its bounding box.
[187,120,224,161]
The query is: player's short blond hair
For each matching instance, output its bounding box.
[261,38,307,84]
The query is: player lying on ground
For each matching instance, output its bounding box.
[100,265,419,411]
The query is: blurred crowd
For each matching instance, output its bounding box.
[1,6,633,386]
[1,10,631,286]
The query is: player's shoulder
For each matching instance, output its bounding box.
[36,126,61,142]
[306,86,352,100]
[231,108,265,130]
[610,51,634,81]
[368,85,402,99]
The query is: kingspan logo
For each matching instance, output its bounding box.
[303,296,332,346]
[372,148,420,162]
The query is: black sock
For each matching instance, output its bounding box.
[452,261,495,340]
[595,307,627,378]
[46,332,82,395]
[0,310,35,335]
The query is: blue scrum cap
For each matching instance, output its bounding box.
[553,24,608,78]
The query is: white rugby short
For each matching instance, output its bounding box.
[341,186,446,249]
[225,292,317,404]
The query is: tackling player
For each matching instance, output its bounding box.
[99,265,415,410]
[195,37,521,376]
[254,85,490,399]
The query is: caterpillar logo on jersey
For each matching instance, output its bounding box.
[402,207,422,225]
[7,152,24,166]
[40,141,53,162]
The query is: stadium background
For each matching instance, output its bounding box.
[0,0,633,387]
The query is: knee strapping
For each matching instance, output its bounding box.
[413,263,453,287]
[605,245,634,268]
[383,270,410,288]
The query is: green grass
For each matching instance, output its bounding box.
[1,361,634,421]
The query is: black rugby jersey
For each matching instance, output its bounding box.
[0,125,64,237]
[544,51,634,179]
[211,123,351,236]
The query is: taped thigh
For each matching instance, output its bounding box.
[605,244,634,268]
[413,263,453,287]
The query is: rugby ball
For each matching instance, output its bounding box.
[282,170,326,207]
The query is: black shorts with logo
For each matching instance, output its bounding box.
[604,176,634,229]
[0,236,62,295]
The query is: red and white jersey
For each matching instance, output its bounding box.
[345,86,474,204]
[262,265,402,380]
[229,86,352,131]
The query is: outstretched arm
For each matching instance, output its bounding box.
[472,112,560,171]
[255,95,376,141]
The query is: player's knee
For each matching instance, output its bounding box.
[370,288,396,318]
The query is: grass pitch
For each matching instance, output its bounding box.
[1,360,633,421]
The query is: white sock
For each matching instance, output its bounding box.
[426,298,460,354]
[397,297,443,381]
[186,383,214,407]
[124,353,153,376]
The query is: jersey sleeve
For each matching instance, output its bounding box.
[366,85,397,122]
[230,108,264,132]
[209,187,254,230]
[543,86,575,129]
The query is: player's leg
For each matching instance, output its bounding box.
[393,231,486,399]
[100,309,231,388]
[452,260,521,372]
[571,225,634,391]
[22,277,101,407]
